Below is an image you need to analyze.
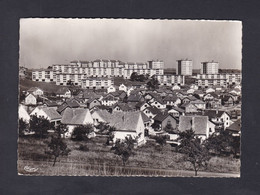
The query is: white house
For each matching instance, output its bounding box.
[187,88,195,94]
[27,87,44,96]
[190,84,199,90]
[19,104,30,122]
[127,86,135,96]
[205,87,216,94]
[203,110,231,130]
[107,85,116,93]
[61,108,94,138]
[91,110,146,145]
[101,94,118,106]
[56,87,72,98]
[25,93,37,105]
[178,115,215,140]
[172,85,181,90]
[30,106,62,126]
[119,84,127,92]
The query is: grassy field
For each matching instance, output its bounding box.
[18,136,240,176]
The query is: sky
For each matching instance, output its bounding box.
[19,19,242,69]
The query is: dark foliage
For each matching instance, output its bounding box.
[45,134,70,166]
[18,118,29,136]
[111,136,137,166]
[177,129,210,176]
[71,124,94,141]
[29,114,54,138]
[147,77,159,90]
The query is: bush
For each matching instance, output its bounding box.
[78,144,89,152]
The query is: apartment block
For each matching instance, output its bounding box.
[81,77,114,89]
[154,74,185,86]
[201,61,219,74]
[176,60,193,76]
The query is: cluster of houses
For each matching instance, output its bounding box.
[19,81,241,145]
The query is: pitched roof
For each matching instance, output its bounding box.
[169,107,185,113]
[41,107,61,120]
[94,110,142,132]
[227,118,241,132]
[179,116,209,135]
[43,100,59,107]
[141,112,150,122]
[56,87,70,95]
[163,95,178,102]
[113,103,132,111]
[154,112,176,123]
[203,110,228,119]
[61,108,93,125]
[127,94,143,102]
[145,106,161,115]
[28,87,43,93]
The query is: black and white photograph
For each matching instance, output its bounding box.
[18,18,242,177]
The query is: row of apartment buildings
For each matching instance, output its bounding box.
[196,73,242,88]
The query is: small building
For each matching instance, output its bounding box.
[27,87,44,96]
[61,108,94,138]
[179,115,215,140]
[119,84,127,92]
[226,118,241,136]
[25,93,37,105]
[30,106,62,126]
[18,104,30,122]
[112,103,132,112]
[153,113,178,131]
[56,87,72,98]
[107,85,116,93]
[203,110,231,130]
[87,98,101,109]
[168,107,185,118]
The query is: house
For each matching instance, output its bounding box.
[178,115,215,140]
[168,107,185,118]
[127,93,144,103]
[56,87,72,98]
[107,85,116,93]
[112,103,132,112]
[190,84,199,90]
[30,106,62,126]
[27,87,44,96]
[229,88,241,96]
[153,112,178,131]
[101,93,118,106]
[181,96,198,104]
[149,96,166,109]
[163,95,180,107]
[57,98,81,114]
[43,100,59,108]
[187,88,195,94]
[135,102,151,111]
[203,110,231,130]
[226,118,241,136]
[205,87,216,94]
[141,112,153,132]
[25,93,37,105]
[143,106,161,119]
[119,83,127,92]
[213,85,222,91]
[203,92,219,101]
[61,108,94,138]
[81,90,103,103]
[91,110,146,145]
[172,84,181,90]
[190,99,206,110]
[222,96,235,106]
[194,90,204,98]
[19,104,30,122]
[87,98,101,109]
[180,102,198,113]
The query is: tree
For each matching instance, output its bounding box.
[154,135,168,146]
[19,118,29,136]
[177,129,211,176]
[130,72,138,81]
[29,114,54,138]
[151,122,161,131]
[55,124,68,137]
[205,129,236,156]
[67,79,74,86]
[71,124,94,141]
[163,123,174,133]
[147,77,159,90]
[45,134,70,166]
[111,136,137,166]
[95,122,110,134]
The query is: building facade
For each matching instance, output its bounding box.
[154,74,185,86]
[32,59,164,85]
[196,73,241,88]
[81,77,114,89]
[201,61,219,74]
[176,60,193,76]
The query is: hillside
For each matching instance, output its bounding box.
[19,78,67,93]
